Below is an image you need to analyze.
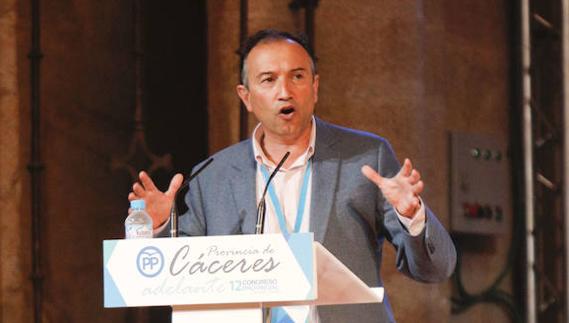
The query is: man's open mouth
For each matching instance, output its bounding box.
[280,107,295,115]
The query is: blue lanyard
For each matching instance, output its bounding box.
[260,159,312,238]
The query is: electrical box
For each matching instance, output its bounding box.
[449,132,510,235]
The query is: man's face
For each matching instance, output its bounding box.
[236,39,319,143]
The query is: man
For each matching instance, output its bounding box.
[129,29,456,323]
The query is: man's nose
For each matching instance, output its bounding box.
[277,79,293,101]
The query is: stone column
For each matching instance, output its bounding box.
[0,0,32,322]
[207,0,242,153]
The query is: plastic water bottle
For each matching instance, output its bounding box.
[125,199,153,239]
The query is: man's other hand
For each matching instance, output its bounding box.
[361,158,424,218]
[128,171,184,229]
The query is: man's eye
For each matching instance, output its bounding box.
[262,77,274,83]
[293,73,304,80]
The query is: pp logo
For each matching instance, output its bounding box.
[136,246,164,278]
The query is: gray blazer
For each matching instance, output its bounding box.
[179,117,456,323]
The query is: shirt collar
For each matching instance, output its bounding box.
[251,116,316,170]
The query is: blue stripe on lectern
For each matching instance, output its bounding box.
[104,267,126,307]
[103,240,118,266]
[286,233,315,298]
[103,240,126,307]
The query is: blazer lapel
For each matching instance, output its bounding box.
[310,118,341,242]
[227,119,341,239]
[228,141,258,234]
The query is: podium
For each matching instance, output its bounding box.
[103,233,383,322]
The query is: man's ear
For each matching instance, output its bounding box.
[236,84,252,112]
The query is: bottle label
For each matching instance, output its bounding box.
[125,224,153,239]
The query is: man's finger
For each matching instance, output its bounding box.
[132,182,146,197]
[398,197,421,217]
[166,173,184,196]
[412,180,424,195]
[139,171,158,191]
[408,169,421,184]
[361,165,385,187]
[128,192,138,201]
[398,158,413,177]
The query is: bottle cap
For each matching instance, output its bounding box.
[130,199,145,210]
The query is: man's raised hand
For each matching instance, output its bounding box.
[361,158,424,218]
[128,171,184,229]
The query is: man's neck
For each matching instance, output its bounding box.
[259,124,312,169]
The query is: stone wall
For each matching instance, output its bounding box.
[0,0,31,322]
[0,1,514,322]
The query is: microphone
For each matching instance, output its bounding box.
[255,152,290,234]
[170,158,214,237]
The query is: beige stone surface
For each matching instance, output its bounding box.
[316,1,451,320]
[12,1,135,322]
[0,0,32,322]
[317,1,512,322]
[248,0,298,35]
[442,2,514,322]
[38,1,135,321]
[207,0,242,153]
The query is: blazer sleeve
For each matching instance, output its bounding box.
[176,166,208,237]
[377,139,457,283]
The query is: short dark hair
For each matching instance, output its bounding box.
[237,29,318,86]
